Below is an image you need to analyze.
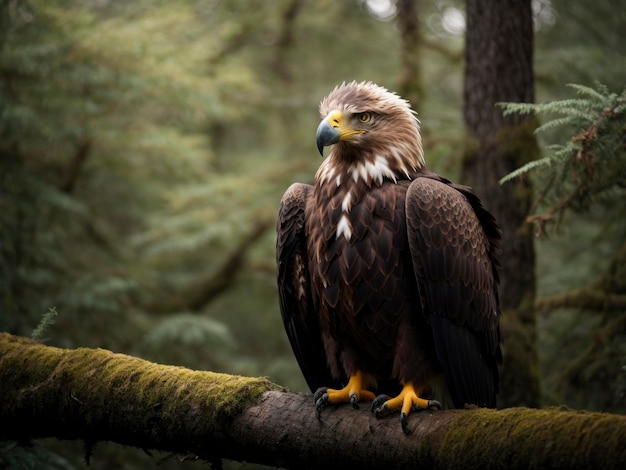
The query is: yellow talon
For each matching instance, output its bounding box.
[372,382,441,433]
[314,371,376,417]
[325,371,376,404]
[381,383,431,413]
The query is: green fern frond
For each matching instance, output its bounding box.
[498,102,538,117]
[499,82,625,233]
[499,156,554,184]
[534,116,580,134]
[31,307,58,342]
[500,82,625,182]
[549,145,576,163]
[566,83,607,101]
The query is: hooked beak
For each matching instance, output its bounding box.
[315,118,340,156]
[315,109,365,156]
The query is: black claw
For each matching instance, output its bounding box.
[313,387,328,402]
[400,412,410,435]
[349,393,360,409]
[314,387,329,419]
[427,399,442,410]
[411,399,443,413]
[371,394,391,417]
[315,393,328,419]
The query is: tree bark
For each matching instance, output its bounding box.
[1,333,625,469]
[396,0,423,107]
[462,0,540,408]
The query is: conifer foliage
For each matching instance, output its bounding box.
[500,83,626,236]
[0,0,257,346]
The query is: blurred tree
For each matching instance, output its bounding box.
[462,0,541,408]
[534,0,625,95]
[0,0,269,344]
[396,0,423,107]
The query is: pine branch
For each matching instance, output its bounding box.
[498,83,626,233]
[30,307,58,343]
[499,156,553,185]
[1,333,626,469]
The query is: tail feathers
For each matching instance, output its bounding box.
[430,315,498,408]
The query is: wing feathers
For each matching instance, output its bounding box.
[406,176,501,408]
[277,183,342,392]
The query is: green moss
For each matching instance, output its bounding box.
[421,407,626,469]
[0,332,283,441]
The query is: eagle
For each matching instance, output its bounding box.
[276,81,501,430]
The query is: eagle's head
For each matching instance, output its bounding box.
[315,81,425,185]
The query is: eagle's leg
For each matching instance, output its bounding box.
[371,382,441,433]
[313,370,376,418]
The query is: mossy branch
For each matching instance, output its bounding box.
[1,332,625,469]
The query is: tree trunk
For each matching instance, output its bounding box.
[396,0,423,107]
[462,0,540,408]
[2,333,625,469]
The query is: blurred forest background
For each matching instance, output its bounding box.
[1,0,625,468]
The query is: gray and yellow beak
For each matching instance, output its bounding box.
[315,110,364,155]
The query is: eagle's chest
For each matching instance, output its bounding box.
[305,181,412,319]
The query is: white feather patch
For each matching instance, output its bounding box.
[336,214,352,240]
[351,168,360,183]
[349,156,398,185]
[371,155,397,184]
[341,191,353,212]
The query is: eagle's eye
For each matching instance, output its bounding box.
[358,113,371,123]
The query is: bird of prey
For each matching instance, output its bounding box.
[276,81,501,430]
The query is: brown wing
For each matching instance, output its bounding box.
[406,176,501,408]
[276,183,342,392]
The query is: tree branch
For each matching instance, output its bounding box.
[536,289,626,313]
[144,219,272,314]
[536,241,626,314]
[60,138,91,194]
[1,333,625,469]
